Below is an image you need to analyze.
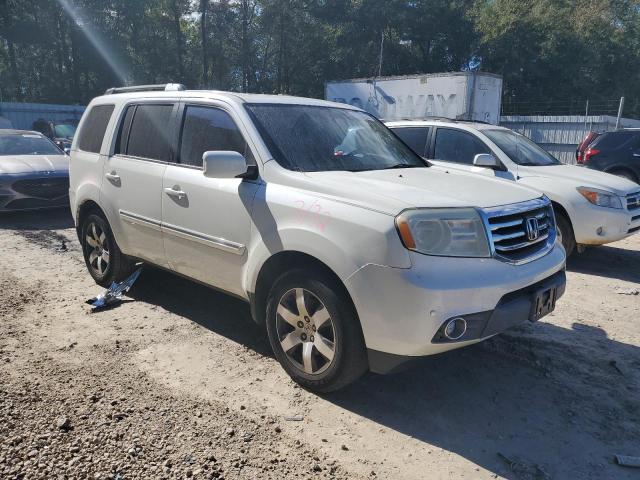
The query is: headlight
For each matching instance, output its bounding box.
[576,187,623,209]
[395,208,490,257]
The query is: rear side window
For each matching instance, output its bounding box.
[77,105,114,153]
[434,128,490,165]
[125,104,174,162]
[592,131,638,150]
[392,127,430,156]
[179,105,253,167]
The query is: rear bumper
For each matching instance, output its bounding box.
[0,172,69,212]
[368,269,566,374]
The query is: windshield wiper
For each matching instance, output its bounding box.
[381,163,422,170]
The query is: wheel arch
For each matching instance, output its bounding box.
[551,200,573,232]
[249,250,357,328]
[76,200,107,242]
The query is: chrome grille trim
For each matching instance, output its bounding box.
[480,197,557,265]
[627,192,640,211]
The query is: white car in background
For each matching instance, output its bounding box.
[387,120,640,255]
[70,86,566,392]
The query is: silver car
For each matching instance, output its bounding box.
[0,130,69,211]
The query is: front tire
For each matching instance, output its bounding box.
[81,213,134,287]
[555,210,576,257]
[265,268,368,392]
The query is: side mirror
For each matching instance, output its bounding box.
[202,151,248,179]
[473,153,501,169]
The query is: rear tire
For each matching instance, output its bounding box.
[555,210,575,257]
[265,268,368,393]
[81,212,135,287]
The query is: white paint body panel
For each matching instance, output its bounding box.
[387,120,640,246]
[70,90,566,359]
[326,73,503,124]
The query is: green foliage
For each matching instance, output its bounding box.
[0,0,638,114]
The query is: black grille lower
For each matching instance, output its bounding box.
[11,177,69,199]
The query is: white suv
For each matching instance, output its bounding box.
[387,119,640,255]
[70,85,566,392]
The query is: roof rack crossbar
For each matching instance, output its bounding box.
[104,83,186,95]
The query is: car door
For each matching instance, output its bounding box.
[101,102,178,267]
[161,102,260,296]
[428,127,513,180]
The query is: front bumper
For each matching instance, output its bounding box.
[0,172,69,212]
[345,244,566,368]
[570,199,640,245]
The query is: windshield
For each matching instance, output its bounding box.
[54,124,77,138]
[245,104,426,172]
[0,133,63,156]
[484,129,560,166]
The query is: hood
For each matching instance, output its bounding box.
[0,154,69,175]
[302,167,541,215]
[517,164,639,196]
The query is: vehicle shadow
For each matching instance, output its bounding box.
[129,267,639,479]
[129,266,273,358]
[0,208,74,231]
[567,244,640,284]
[326,321,640,479]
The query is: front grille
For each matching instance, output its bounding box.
[627,192,640,211]
[11,177,69,199]
[485,199,555,264]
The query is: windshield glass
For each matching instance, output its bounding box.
[484,129,560,166]
[245,104,426,172]
[0,134,62,156]
[54,124,77,138]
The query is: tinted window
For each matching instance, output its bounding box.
[77,105,115,153]
[592,131,638,150]
[245,104,426,172]
[179,106,253,167]
[434,128,490,165]
[392,127,429,156]
[0,133,62,156]
[484,129,559,166]
[126,104,174,161]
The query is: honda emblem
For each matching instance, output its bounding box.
[525,217,540,241]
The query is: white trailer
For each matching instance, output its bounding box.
[325,72,503,124]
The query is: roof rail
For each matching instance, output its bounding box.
[104,83,186,95]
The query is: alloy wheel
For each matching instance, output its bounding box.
[275,288,336,375]
[85,222,110,276]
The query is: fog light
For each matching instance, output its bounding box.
[443,317,467,340]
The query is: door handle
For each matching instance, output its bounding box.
[105,171,120,181]
[164,187,187,199]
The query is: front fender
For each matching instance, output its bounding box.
[243,183,411,296]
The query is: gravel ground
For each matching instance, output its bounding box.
[0,209,639,480]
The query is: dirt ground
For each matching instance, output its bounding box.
[0,209,639,480]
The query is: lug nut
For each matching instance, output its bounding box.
[310,335,314,342]
[305,316,310,323]
[312,325,316,332]
[297,321,304,328]
[301,333,307,341]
